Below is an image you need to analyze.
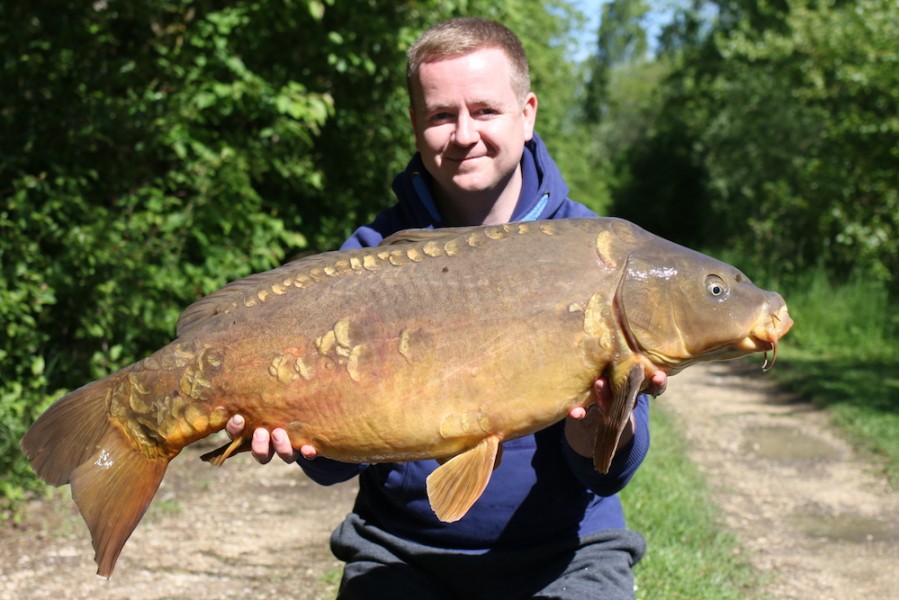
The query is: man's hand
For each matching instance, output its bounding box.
[226,415,317,464]
[564,371,667,459]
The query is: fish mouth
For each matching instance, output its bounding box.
[736,305,794,371]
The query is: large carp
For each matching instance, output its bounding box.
[21,217,792,576]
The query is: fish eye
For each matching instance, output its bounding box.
[706,275,726,297]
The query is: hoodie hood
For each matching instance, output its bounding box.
[390,132,572,229]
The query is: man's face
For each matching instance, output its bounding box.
[409,47,537,202]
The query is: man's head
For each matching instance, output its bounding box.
[406,17,531,107]
[406,18,538,224]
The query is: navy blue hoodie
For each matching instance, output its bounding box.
[299,134,650,550]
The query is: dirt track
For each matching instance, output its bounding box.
[660,361,899,599]
[0,436,358,600]
[2,362,897,599]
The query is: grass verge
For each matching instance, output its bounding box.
[771,351,899,487]
[766,267,899,487]
[620,406,762,600]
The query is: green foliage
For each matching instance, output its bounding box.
[611,0,899,285]
[0,0,424,505]
[702,0,899,283]
[1,0,335,507]
[584,0,650,124]
[778,269,897,360]
[622,406,761,599]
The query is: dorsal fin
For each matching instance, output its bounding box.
[380,226,479,246]
[175,250,346,337]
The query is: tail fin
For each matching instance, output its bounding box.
[20,376,169,577]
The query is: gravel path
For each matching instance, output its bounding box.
[659,361,899,599]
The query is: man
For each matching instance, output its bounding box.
[228,17,665,599]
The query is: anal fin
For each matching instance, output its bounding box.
[426,436,500,522]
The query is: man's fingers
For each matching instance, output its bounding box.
[233,420,306,464]
[648,371,668,397]
[251,428,275,464]
[568,406,587,420]
[271,428,299,463]
[300,444,318,461]
[226,414,245,438]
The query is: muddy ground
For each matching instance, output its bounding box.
[2,361,897,599]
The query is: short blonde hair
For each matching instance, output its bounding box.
[407,17,531,105]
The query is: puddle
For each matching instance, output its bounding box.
[789,512,898,544]
[742,425,843,461]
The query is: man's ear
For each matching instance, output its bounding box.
[522,92,538,141]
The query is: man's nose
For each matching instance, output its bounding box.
[452,113,479,146]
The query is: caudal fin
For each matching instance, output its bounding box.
[20,376,169,577]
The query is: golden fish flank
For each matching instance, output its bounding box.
[398,328,415,362]
[439,409,492,439]
[313,318,365,382]
[125,373,150,413]
[382,249,408,267]
[270,279,290,296]
[268,353,315,384]
[362,254,381,271]
[140,343,226,445]
[583,293,615,350]
[594,231,620,269]
[406,247,425,262]
[269,354,299,385]
[397,327,433,364]
[295,357,313,380]
[178,345,220,399]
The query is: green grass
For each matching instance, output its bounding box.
[620,407,762,600]
[774,353,899,487]
[766,268,899,486]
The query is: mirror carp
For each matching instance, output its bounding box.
[21,217,793,576]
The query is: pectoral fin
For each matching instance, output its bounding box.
[594,363,644,473]
[426,436,500,522]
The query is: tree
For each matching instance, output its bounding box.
[584,0,650,124]
[608,0,899,283]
